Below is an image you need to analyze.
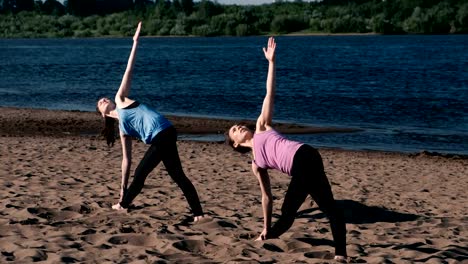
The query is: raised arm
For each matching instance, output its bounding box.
[115,21,142,106]
[256,37,276,132]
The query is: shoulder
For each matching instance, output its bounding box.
[115,97,135,109]
[255,123,273,134]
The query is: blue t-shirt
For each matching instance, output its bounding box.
[116,102,172,144]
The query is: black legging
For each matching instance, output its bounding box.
[269,144,347,257]
[119,126,204,216]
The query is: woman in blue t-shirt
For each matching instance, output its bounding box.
[225,37,347,262]
[96,22,204,222]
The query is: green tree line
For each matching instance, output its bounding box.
[1,0,467,38]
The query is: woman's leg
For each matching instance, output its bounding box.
[307,148,347,257]
[269,174,309,238]
[120,141,164,208]
[308,173,347,257]
[161,127,204,216]
[278,145,347,257]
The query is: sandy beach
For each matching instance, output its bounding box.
[0,107,466,263]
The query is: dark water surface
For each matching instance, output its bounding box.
[0,35,467,154]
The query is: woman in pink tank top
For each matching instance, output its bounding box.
[226,37,347,262]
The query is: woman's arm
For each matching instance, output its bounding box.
[256,37,276,133]
[115,21,142,107]
[119,133,132,203]
[252,162,273,240]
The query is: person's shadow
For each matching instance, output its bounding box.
[296,200,467,263]
[297,199,420,224]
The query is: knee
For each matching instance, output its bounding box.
[279,210,297,224]
[130,178,145,191]
[171,173,194,188]
[325,206,346,225]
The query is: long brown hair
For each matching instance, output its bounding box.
[96,103,116,147]
[102,116,116,147]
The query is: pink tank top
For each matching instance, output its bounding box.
[253,129,303,175]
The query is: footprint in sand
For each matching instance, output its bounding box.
[62,204,93,214]
[27,207,83,222]
[188,216,238,230]
[61,256,79,263]
[262,243,284,252]
[172,239,206,253]
[108,236,128,245]
[237,233,257,240]
[1,251,14,262]
[80,229,97,235]
[9,218,40,225]
[12,248,48,262]
[108,234,159,247]
[119,224,135,233]
[304,250,334,260]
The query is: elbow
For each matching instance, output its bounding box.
[122,157,131,166]
[262,194,272,204]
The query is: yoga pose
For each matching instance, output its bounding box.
[226,37,347,261]
[96,22,204,222]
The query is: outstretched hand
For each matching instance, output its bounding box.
[133,21,142,42]
[262,37,276,62]
[255,228,269,241]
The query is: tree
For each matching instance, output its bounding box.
[95,0,132,15]
[403,2,455,34]
[0,0,464,37]
[456,2,468,32]
[196,0,222,21]
[381,0,405,34]
[0,0,13,13]
[402,6,425,33]
[65,0,97,16]
[134,0,152,10]
[425,2,454,33]
[1,0,34,13]
[42,0,65,15]
[16,0,35,11]
[271,15,308,33]
[181,0,193,15]
[154,0,174,19]
[173,0,181,13]
[369,13,385,33]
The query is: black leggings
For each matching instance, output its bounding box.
[269,145,347,257]
[119,126,204,216]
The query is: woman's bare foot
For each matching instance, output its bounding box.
[112,203,126,211]
[334,255,348,263]
[193,215,206,223]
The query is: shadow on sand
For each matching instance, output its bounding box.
[298,199,420,224]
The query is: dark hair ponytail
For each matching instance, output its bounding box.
[102,116,116,147]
